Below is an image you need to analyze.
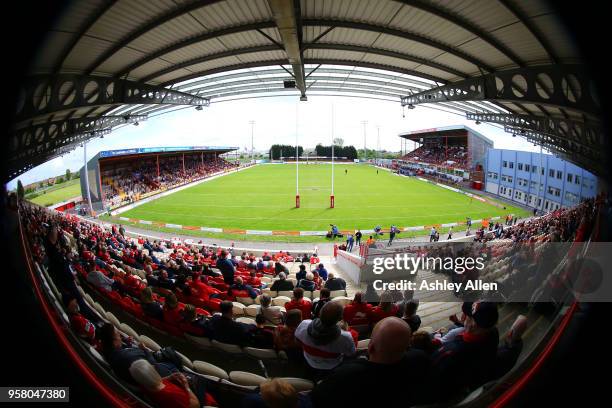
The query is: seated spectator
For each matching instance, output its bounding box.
[323,273,346,292]
[493,315,528,379]
[128,359,205,408]
[258,294,285,325]
[98,323,180,385]
[274,309,303,362]
[428,301,500,401]
[343,292,372,327]
[157,270,176,290]
[295,302,356,374]
[86,264,115,292]
[297,272,316,292]
[312,288,332,318]
[401,299,421,333]
[296,264,307,282]
[310,317,430,407]
[312,271,323,290]
[140,287,164,320]
[242,378,311,408]
[411,330,439,355]
[180,304,208,334]
[64,294,96,344]
[368,291,399,324]
[364,282,380,306]
[249,315,275,349]
[395,289,415,316]
[316,263,328,281]
[205,301,252,346]
[163,292,183,326]
[270,272,294,292]
[230,276,259,299]
[274,261,289,276]
[285,288,312,320]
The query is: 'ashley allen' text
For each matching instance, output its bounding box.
[373,279,498,293]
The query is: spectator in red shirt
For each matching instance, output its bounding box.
[368,291,399,324]
[343,292,372,326]
[128,359,202,408]
[285,288,312,320]
[64,295,96,344]
[163,293,183,326]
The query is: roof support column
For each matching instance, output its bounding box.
[267,0,307,100]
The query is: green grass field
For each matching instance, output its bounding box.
[117,164,528,236]
[30,179,82,207]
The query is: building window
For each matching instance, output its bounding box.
[518,163,523,171]
[575,175,580,185]
[567,173,573,183]
[525,164,530,172]
[503,161,507,168]
[509,162,514,169]
[507,176,513,183]
[532,165,537,173]
[565,192,579,203]
[556,170,562,179]
[549,169,555,178]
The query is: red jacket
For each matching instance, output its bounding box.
[343,302,373,326]
[368,304,399,324]
[285,299,312,320]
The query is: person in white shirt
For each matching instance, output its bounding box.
[295,302,355,372]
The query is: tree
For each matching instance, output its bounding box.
[269,144,303,160]
[57,176,64,184]
[17,180,24,200]
[333,138,344,147]
[66,169,71,180]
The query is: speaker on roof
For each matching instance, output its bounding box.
[284,80,296,88]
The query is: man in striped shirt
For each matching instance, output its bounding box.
[295,302,356,374]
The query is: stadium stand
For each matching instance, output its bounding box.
[15,191,604,407]
[102,157,237,208]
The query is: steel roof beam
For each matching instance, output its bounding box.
[16,74,210,124]
[401,65,601,117]
[267,0,307,99]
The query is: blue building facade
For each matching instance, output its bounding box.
[484,148,597,211]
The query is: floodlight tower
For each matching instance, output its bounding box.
[249,120,255,164]
[361,120,368,162]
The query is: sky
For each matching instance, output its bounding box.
[7,94,540,189]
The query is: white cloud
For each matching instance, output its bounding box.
[7,95,540,189]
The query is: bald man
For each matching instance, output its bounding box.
[309,317,430,408]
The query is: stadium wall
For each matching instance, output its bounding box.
[485,148,597,211]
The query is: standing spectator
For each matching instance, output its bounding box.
[447,226,453,240]
[216,250,235,285]
[388,225,397,246]
[346,233,354,252]
[355,229,362,247]
[429,227,437,242]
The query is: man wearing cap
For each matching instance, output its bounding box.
[428,301,499,402]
